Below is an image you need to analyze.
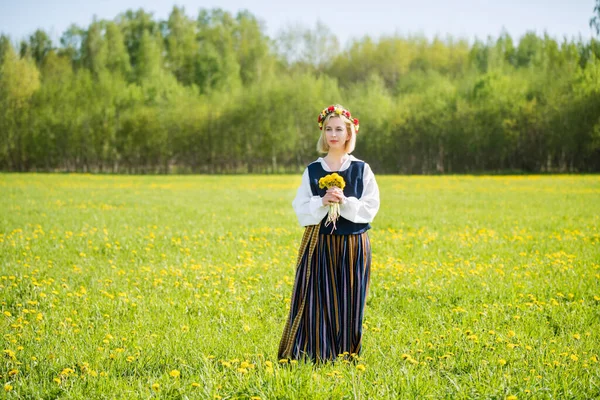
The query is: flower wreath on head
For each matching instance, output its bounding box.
[317,105,360,133]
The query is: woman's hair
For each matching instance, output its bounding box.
[316,113,357,154]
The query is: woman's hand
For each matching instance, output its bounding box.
[322,187,345,206]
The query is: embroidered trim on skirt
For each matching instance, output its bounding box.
[278,225,372,362]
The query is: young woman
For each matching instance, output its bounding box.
[278,104,380,362]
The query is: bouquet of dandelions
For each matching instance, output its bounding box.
[319,173,346,233]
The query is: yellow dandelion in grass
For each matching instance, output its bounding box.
[4,349,16,359]
[4,384,13,392]
[570,354,579,362]
[498,359,507,366]
[573,333,581,340]
[250,397,262,400]
[506,396,517,400]
[151,383,160,391]
[8,369,18,376]
[169,369,180,378]
[356,364,366,372]
[53,378,61,384]
[3,311,11,317]
[191,382,201,387]
[240,361,253,369]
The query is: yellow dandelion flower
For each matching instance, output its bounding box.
[506,395,517,400]
[4,349,16,359]
[573,333,581,340]
[151,383,160,391]
[4,384,13,392]
[191,382,201,387]
[498,359,507,366]
[356,364,366,371]
[169,369,180,378]
[8,369,18,376]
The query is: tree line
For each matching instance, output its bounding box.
[1,5,600,174]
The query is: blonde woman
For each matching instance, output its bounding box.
[278,104,380,362]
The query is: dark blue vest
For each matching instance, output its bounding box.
[307,160,371,235]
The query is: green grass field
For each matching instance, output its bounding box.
[1,173,599,399]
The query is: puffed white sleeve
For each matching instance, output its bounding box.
[292,168,329,226]
[339,163,380,223]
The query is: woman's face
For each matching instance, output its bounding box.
[325,117,349,151]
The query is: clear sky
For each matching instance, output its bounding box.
[0,0,597,47]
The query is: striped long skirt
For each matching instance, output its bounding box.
[278,225,372,362]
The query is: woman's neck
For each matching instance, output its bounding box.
[324,151,349,170]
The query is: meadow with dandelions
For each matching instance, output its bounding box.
[1,173,599,399]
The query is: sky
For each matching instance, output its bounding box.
[0,0,597,47]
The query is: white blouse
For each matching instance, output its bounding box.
[292,155,380,227]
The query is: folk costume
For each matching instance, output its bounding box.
[278,154,380,362]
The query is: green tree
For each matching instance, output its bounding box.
[0,44,41,170]
[591,0,600,36]
[82,20,108,77]
[165,6,197,85]
[105,21,131,78]
[28,29,53,67]
[59,24,86,68]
